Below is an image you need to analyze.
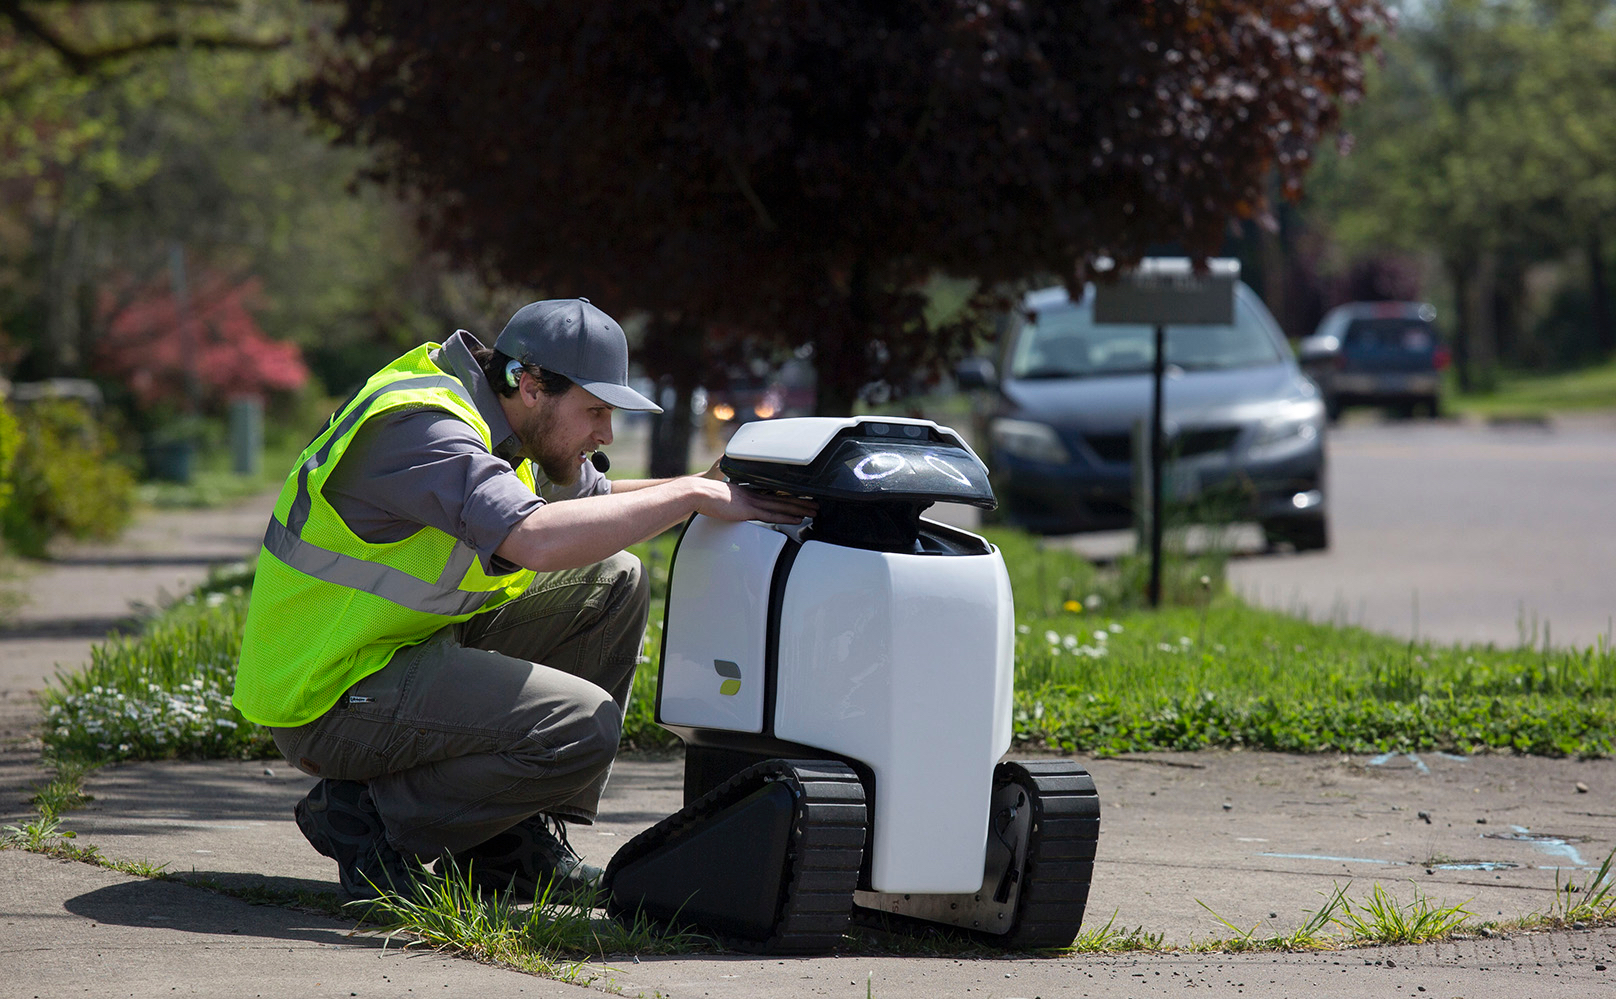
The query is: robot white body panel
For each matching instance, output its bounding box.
[773,536,1015,892]
[659,518,1015,892]
[656,516,784,734]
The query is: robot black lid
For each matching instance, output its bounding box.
[720,422,997,509]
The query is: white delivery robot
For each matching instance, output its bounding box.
[603,417,1099,952]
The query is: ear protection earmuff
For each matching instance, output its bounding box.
[504,358,525,389]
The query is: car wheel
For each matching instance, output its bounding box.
[1324,397,1343,423]
[1262,514,1329,553]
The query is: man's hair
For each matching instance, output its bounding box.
[474,345,574,399]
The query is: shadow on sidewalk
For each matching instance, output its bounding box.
[0,616,144,639]
[63,875,376,948]
[44,553,251,569]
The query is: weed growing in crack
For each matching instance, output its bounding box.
[1069,910,1167,952]
[1196,883,1349,952]
[350,856,711,978]
[1549,849,1616,926]
[1334,881,1472,945]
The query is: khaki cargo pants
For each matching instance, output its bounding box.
[270,552,648,859]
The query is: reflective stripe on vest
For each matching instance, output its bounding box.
[267,372,495,616]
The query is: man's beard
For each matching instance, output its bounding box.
[518,402,582,486]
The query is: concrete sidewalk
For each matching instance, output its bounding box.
[1,494,1613,998]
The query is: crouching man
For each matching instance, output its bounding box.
[232,298,814,899]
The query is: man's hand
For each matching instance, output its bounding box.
[498,471,816,572]
[692,478,816,525]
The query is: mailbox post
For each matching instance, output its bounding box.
[1092,258,1239,607]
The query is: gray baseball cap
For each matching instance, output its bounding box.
[494,298,662,413]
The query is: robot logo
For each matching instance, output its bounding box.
[714,659,742,696]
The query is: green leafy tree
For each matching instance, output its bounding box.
[0,1,489,423]
[1309,0,1616,384]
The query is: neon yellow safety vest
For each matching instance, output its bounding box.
[233,343,537,727]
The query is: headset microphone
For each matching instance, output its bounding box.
[590,451,610,473]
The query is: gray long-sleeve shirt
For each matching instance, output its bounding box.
[321,329,609,575]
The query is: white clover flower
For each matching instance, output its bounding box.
[1062,634,1079,649]
[1179,636,1192,646]
[1108,622,1123,634]
[1093,630,1108,642]
[1044,630,1060,645]
[1016,624,1030,635]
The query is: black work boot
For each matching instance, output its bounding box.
[294,778,423,900]
[450,813,604,905]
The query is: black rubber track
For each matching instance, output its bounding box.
[604,759,867,954]
[852,759,1100,950]
[998,759,1101,949]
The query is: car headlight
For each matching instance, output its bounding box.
[1251,399,1324,447]
[990,418,1071,464]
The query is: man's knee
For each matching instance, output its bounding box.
[603,550,649,615]
[525,684,622,772]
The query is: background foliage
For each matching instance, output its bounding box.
[0,398,134,557]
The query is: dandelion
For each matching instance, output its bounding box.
[1062,599,1083,613]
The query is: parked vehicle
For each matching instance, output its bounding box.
[1298,302,1449,420]
[960,279,1329,550]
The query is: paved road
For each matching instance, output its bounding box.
[929,411,1616,650]
[1228,413,1616,649]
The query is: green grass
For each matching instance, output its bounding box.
[993,528,1615,758]
[1446,357,1616,419]
[352,857,712,974]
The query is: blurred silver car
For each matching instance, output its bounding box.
[965,281,1329,550]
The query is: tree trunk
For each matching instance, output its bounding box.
[1491,260,1523,367]
[1590,227,1612,357]
[647,377,697,478]
[1260,211,1289,337]
[44,209,86,376]
[814,260,864,418]
[1468,251,1498,392]
[1446,258,1474,393]
[640,314,705,478]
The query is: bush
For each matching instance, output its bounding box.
[0,402,19,522]
[1,399,136,557]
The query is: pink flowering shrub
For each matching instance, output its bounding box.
[97,273,309,410]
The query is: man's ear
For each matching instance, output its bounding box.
[517,368,543,406]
